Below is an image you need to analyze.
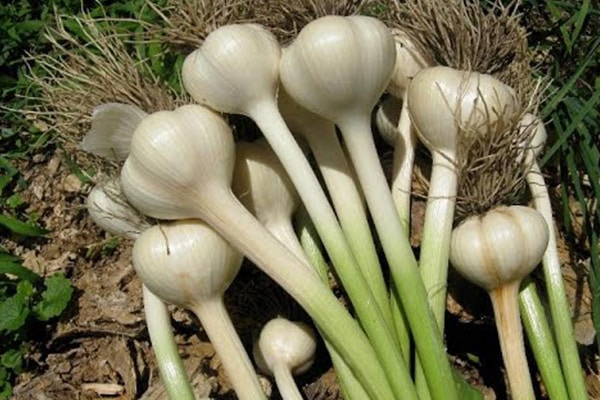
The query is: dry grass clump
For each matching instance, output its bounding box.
[25,10,186,145]
[149,0,378,51]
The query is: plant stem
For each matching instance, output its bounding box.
[264,221,309,268]
[142,286,195,400]
[296,207,372,400]
[248,100,414,399]
[199,189,396,400]
[527,162,588,399]
[191,299,266,400]
[339,116,458,400]
[489,283,535,400]
[519,279,569,400]
[303,123,393,329]
[272,363,303,400]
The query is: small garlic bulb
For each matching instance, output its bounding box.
[387,28,432,99]
[81,103,147,161]
[374,96,402,147]
[280,15,396,124]
[450,205,549,291]
[253,317,317,377]
[120,104,235,220]
[132,219,243,307]
[517,113,547,164]
[407,66,519,155]
[86,178,150,240]
[182,24,281,115]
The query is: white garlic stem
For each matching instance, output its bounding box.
[143,286,195,400]
[263,220,308,267]
[490,283,535,400]
[391,102,417,234]
[272,363,303,400]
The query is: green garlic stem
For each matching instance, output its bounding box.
[527,162,588,400]
[303,124,393,330]
[248,101,414,400]
[296,208,371,400]
[199,189,395,399]
[339,117,458,400]
[142,286,195,400]
[191,299,266,400]
[519,279,569,400]
[490,283,536,400]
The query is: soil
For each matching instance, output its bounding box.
[3,130,600,400]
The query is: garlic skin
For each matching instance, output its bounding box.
[120,104,235,220]
[182,24,281,115]
[407,66,519,155]
[280,15,396,124]
[132,219,243,310]
[87,178,151,239]
[450,205,549,291]
[81,103,147,161]
[253,317,318,376]
[387,29,432,99]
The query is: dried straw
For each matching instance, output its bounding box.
[24,9,186,145]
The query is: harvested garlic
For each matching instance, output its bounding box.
[450,205,549,400]
[253,317,317,400]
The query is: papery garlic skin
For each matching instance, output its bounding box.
[280,15,396,123]
[450,205,549,291]
[407,66,519,155]
[182,24,281,115]
[120,105,235,220]
[81,103,147,161]
[132,219,243,308]
[253,317,317,376]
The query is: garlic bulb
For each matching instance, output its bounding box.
[81,103,147,161]
[450,205,548,400]
[375,96,402,147]
[182,24,280,115]
[253,317,317,400]
[120,104,235,220]
[449,205,548,291]
[407,66,518,156]
[133,219,267,400]
[87,178,150,239]
[232,138,306,262]
[387,28,432,100]
[280,15,396,124]
[517,113,547,164]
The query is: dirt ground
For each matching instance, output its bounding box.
[3,136,600,399]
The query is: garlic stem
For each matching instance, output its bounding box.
[302,124,393,329]
[418,153,458,330]
[490,283,536,400]
[527,162,588,399]
[271,363,303,400]
[248,101,415,400]
[190,299,265,400]
[339,117,457,400]
[198,189,395,400]
[391,102,417,234]
[519,279,569,400]
[143,286,195,400]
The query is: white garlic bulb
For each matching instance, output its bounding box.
[182,24,281,116]
[450,205,549,291]
[387,28,432,99]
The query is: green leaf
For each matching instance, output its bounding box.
[453,371,483,400]
[1,349,23,373]
[0,296,29,332]
[0,214,48,237]
[33,274,72,321]
[0,261,42,283]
